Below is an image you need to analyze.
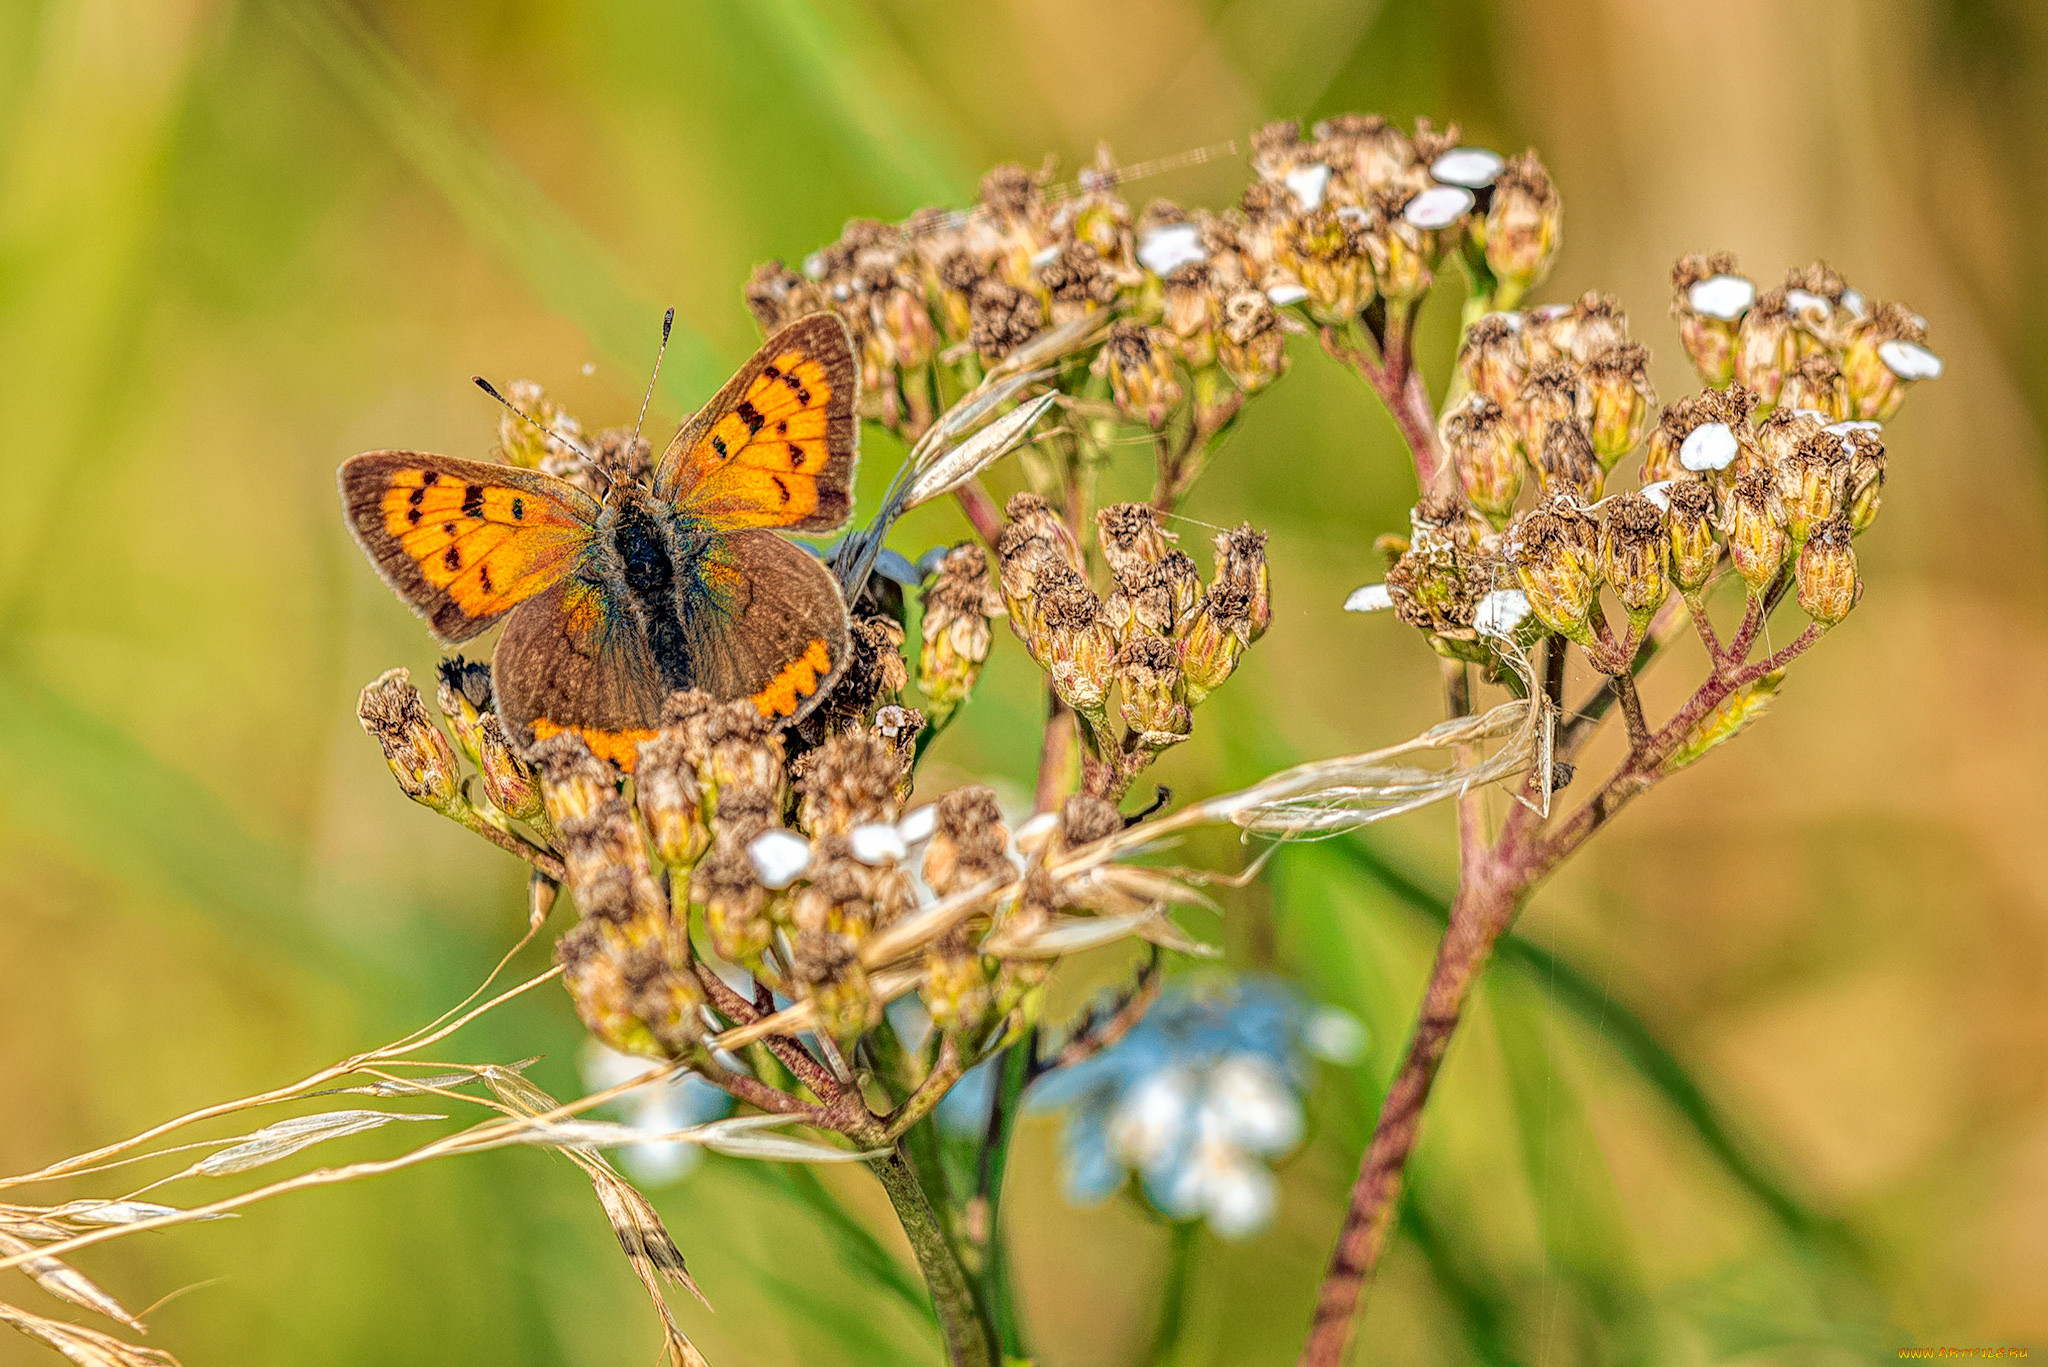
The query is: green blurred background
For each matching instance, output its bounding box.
[2,0,2044,1362]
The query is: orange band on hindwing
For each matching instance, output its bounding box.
[530,718,659,771]
[751,638,834,718]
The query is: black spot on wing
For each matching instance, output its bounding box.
[735,399,764,436]
[788,442,806,468]
[444,545,462,570]
[711,434,728,459]
[771,476,791,504]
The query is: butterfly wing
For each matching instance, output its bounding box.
[676,530,851,723]
[492,577,669,770]
[340,451,601,644]
[652,314,859,534]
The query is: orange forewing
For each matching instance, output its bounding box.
[339,452,599,644]
[653,313,858,534]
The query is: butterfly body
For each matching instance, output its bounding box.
[340,314,861,769]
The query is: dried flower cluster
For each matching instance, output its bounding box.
[990,493,1269,797]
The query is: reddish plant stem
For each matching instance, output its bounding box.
[1301,803,1539,1367]
[954,479,1005,546]
[691,959,838,1100]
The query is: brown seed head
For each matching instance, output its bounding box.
[358,668,466,816]
[923,786,1015,897]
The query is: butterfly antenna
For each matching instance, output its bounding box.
[628,307,675,457]
[473,376,594,462]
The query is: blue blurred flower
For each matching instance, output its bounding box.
[1030,975,1364,1240]
[578,1041,735,1186]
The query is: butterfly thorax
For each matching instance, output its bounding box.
[595,489,718,691]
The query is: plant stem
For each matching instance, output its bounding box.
[1300,816,1535,1367]
[868,1148,996,1367]
[1142,1220,1199,1367]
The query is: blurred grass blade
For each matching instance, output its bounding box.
[1329,834,1849,1249]
[720,1159,934,1325]
[265,0,719,399]
[734,0,974,206]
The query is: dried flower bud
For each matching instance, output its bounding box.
[1666,479,1719,591]
[1094,322,1183,427]
[1213,524,1272,640]
[1843,428,1886,532]
[1777,435,1847,545]
[1775,353,1845,423]
[968,278,1043,361]
[1217,287,1288,392]
[1116,634,1191,744]
[1722,470,1789,595]
[1582,342,1655,465]
[1597,493,1669,622]
[1160,263,1223,369]
[1180,576,1254,705]
[435,656,493,766]
[1457,314,1527,409]
[1516,361,1586,458]
[1483,152,1560,305]
[918,545,1002,724]
[634,732,711,870]
[692,846,773,963]
[1842,302,1940,421]
[358,669,465,816]
[494,380,585,470]
[923,787,1015,896]
[745,259,822,331]
[1040,573,1119,716]
[1733,288,1795,406]
[1504,503,1596,636]
[1443,394,1524,520]
[1672,253,1753,386]
[1537,292,1629,365]
[661,691,786,811]
[1060,793,1124,849]
[795,732,908,837]
[1359,189,1434,303]
[1385,541,1483,636]
[1096,502,1175,580]
[923,928,993,1034]
[475,713,544,824]
[1279,206,1374,324]
[1796,516,1859,625]
[1537,420,1604,502]
[1037,239,1119,324]
[1753,407,1825,473]
[1005,492,1083,569]
[793,927,875,1041]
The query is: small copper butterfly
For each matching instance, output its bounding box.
[339,313,860,769]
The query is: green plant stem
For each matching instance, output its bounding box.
[1142,1220,1199,1367]
[868,1148,996,1367]
[971,1032,1035,1360]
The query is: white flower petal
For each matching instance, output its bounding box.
[1679,421,1738,472]
[1265,281,1309,308]
[1825,419,1882,436]
[1344,583,1394,613]
[848,823,908,866]
[747,828,812,889]
[1200,1148,1279,1240]
[1473,589,1532,640]
[1429,147,1505,189]
[1638,479,1676,511]
[1687,274,1756,321]
[1784,288,1832,321]
[896,804,938,845]
[1879,338,1943,380]
[1204,1057,1303,1156]
[1282,163,1331,212]
[1137,223,1206,278]
[1403,184,1474,230]
[1840,287,1868,318]
[1108,1068,1197,1173]
[1028,243,1061,268]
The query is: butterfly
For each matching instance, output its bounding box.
[339,313,859,771]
